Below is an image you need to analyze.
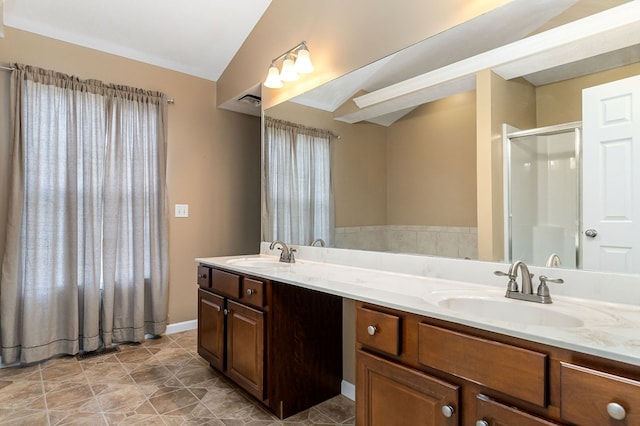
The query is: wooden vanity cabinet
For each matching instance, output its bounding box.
[225,299,265,399]
[197,288,225,370]
[357,349,459,426]
[197,264,343,419]
[356,301,640,426]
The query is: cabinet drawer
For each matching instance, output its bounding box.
[560,362,640,425]
[197,265,211,289]
[242,277,266,308]
[476,394,561,426]
[212,269,241,298]
[418,323,547,407]
[356,306,401,356]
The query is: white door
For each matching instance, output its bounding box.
[582,75,640,273]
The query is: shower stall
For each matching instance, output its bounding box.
[503,122,581,269]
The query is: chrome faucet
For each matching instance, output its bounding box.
[269,240,296,263]
[495,260,563,304]
[310,238,326,247]
[511,260,534,295]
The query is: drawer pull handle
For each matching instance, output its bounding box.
[246,288,254,296]
[367,325,377,336]
[441,405,455,418]
[607,402,626,420]
[475,421,489,426]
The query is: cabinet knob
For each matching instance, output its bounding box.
[475,421,489,426]
[223,308,229,315]
[367,325,377,336]
[198,273,207,279]
[441,405,455,418]
[607,402,626,420]
[246,288,254,296]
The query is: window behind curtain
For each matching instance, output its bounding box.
[262,117,334,246]
[1,64,169,365]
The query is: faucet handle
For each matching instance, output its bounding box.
[537,275,564,297]
[289,248,296,262]
[539,275,564,284]
[495,270,518,292]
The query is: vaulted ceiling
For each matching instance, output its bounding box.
[2,0,271,81]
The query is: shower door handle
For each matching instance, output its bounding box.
[585,229,598,238]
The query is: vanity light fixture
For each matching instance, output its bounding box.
[263,41,314,89]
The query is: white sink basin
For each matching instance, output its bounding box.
[226,257,287,268]
[438,296,584,328]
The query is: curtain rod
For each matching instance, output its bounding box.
[1,64,175,104]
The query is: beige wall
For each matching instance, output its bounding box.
[387,91,477,227]
[476,72,537,261]
[267,93,479,229]
[0,28,262,325]
[219,0,514,109]
[536,63,640,126]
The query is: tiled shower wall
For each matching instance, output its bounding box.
[334,225,477,259]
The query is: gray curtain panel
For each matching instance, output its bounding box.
[0,64,169,365]
[262,117,335,247]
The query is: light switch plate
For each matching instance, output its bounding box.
[175,204,189,218]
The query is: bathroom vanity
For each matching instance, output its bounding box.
[356,301,640,425]
[196,262,342,419]
[197,245,640,425]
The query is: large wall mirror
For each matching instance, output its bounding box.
[262,0,640,274]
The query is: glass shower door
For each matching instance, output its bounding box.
[505,123,581,268]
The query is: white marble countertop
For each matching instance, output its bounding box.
[196,252,640,367]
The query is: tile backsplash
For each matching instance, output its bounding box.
[334,225,477,259]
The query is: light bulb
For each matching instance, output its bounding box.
[294,47,314,74]
[279,54,299,82]
[264,64,283,88]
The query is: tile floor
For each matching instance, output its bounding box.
[0,330,355,425]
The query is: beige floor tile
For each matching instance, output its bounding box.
[0,330,354,424]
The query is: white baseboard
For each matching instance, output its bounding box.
[166,319,197,335]
[341,380,355,401]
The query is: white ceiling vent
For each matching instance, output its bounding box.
[237,94,261,107]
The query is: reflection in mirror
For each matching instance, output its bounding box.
[504,123,581,270]
[262,1,640,274]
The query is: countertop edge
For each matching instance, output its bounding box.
[196,255,640,367]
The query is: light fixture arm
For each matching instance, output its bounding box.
[269,41,309,64]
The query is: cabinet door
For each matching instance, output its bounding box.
[357,350,459,426]
[226,299,265,401]
[476,394,560,426]
[560,362,640,425]
[198,289,225,371]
